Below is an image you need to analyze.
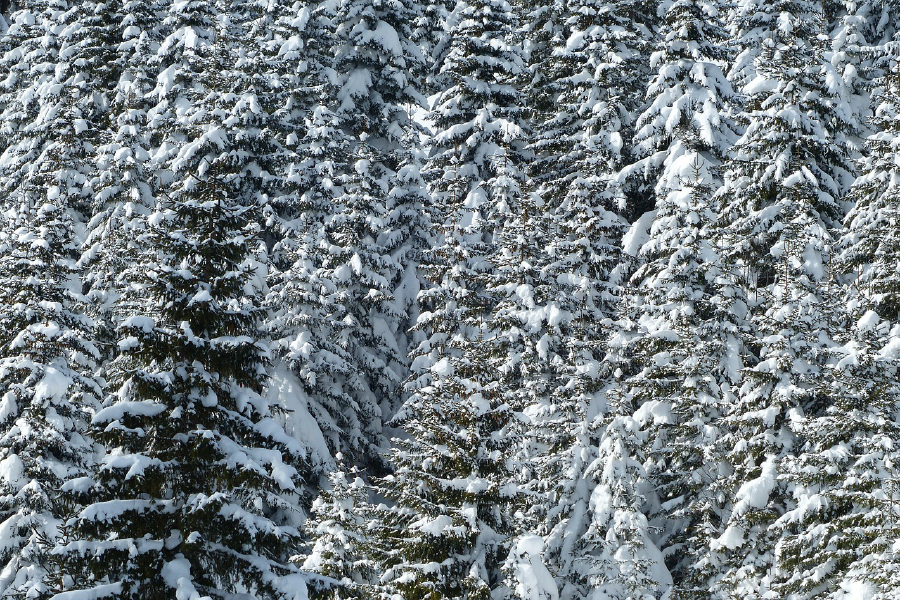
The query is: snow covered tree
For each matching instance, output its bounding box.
[525,0,657,221]
[267,0,430,473]
[772,310,900,598]
[708,0,855,593]
[620,156,748,596]
[0,198,101,598]
[0,1,114,593]
[321,0,431,416]
[629,0,737,197]
[840,56,900,321]
[80,0,161,356]
[379,329,522,600]
[540,382,671,600]
[51,8,309,598]
[302,457,385,599]
[413,0,529,392]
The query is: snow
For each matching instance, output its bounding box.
[266,364,333,472]
[161,557,201,600]
[623,210,657,257]
[732,456,777,517]
[33,366,71,405]
[0,456,24,489]
[52,583,124,600]
[833,580,877,600]
[509,535,559,600]
[93,401,166,424]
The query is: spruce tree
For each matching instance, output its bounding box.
[840,56,900,321]
[80,0,161,356]
[302,458,384,599]
[379,330,522,599]
[414,0,529,385]
[711,0,854,591]
[0,1,110,593]
[52,7,309,598]
[772,310,900,598]
[629,0,737,194]
[0,194,101,598]
[622,157,748,597]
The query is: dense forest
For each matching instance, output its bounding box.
[0,0,899,597]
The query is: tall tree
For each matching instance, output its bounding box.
[52,6,309,598]
[379,330,523,599]
[772,310,900,598]
[0,0,110,593]
[840,53,900,321]
[622,157,749,596]
[710,0,854,592]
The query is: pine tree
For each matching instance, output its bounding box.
[268,0,430,473]
[840,56,900,321]
[621,157,748,597]
[629,0,737,195]
[0,1,111,593]
[0,198,101,598]
[526,0,656,219]
[302,457,384,599]
[552,384,671,600]
[772,310,900,598]
[80,0,161,357]
[52,7,309,598]
[413,0,529,386]
[379,330,522,599]
[710,0,854,594]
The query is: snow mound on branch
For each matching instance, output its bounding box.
[508,535,559,600]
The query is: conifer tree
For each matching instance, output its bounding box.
[543,383,671,600]
[414,0,529,382]
[302,458,384,599]
[629,0,737,194]
[0,1,111,593]
[52,7,309,598]
[711,0,854,591]
[840,55,900,321]
[379,330,522,599]
[622,157,748,596]
[772,310,900,598]
[0,193,101,598]
[80,0,161,355]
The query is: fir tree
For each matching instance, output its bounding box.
[379,330,521,600]
[622,157,748,597]
[840,56,900,321]
[772,310,900,598]
[302,457,384,599]
[0,1,110,592]
[710,0,854,593]
[52,8,309,598]
[0,196,100,598]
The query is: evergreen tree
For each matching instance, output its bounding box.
[302,458,384,599]
[413,0,529,387]
[0,1,111,593]
[80,0,161,356]
[622,157,748,597]
[840,56,900,321]
[526,0,657,220]
[268,0,430,473]
[552,384,671,600]
[772,310,900,598]
[0,195,101,598]
[629,0,737,195]
[710,0,854,593]
[52,7,309,597]
[379,330,522,599]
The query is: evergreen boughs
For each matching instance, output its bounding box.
[0,0,899,598]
